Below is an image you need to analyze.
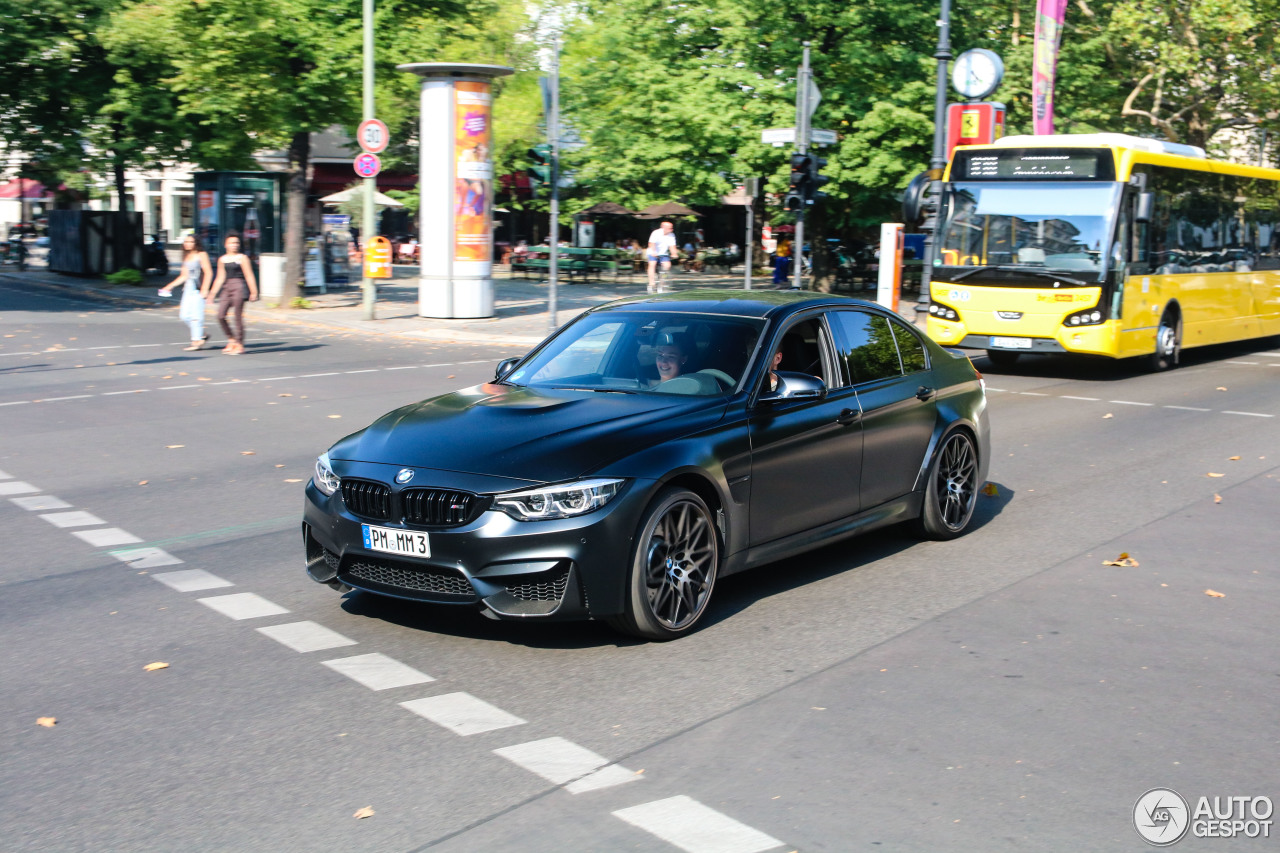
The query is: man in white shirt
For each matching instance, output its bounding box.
[646,220,677,293]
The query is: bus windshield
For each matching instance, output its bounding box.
[938,182,1120,282]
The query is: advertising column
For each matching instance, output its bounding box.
[397,63,513,319]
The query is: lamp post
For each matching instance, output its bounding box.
[918,0,953,313]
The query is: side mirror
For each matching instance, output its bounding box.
[495,357,520,381]
[1135,192,1154,223]
[761,370,827,402]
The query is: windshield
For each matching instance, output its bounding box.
[939,182,1120,279]
[503,311,766,396]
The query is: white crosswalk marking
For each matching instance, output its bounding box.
[197,593,289,620]
[613,796,784,853]
[72,527,143,547]
[399,692,526,736]
[11,495,72,511]
[256,621,358,653]
[493,737,640,793]
[109,547,184,568]
[0,481,40,495]
[321,653,434,691]
[39,510,105,528]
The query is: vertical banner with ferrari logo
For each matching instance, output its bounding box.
[1032,0,1069,135]
[454,81,493,262]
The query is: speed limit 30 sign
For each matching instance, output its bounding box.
[357,119,389,154]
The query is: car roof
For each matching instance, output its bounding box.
[592,289,883,320]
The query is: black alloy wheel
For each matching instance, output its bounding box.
[915,430,979,540]
[611,488,719,640]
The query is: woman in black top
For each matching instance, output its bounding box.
[208,232,259,355]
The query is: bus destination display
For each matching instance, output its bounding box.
[953,149,1115,181]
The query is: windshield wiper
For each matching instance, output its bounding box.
[949,265,1094,287]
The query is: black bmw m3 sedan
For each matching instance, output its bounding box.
[304,290,990,640]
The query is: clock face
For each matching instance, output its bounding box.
[952,49,1004,99]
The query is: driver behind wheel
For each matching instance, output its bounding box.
[651,333,689,386]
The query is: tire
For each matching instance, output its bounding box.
[914,430,979,540]
[609,487,719,641]
[1150,309,1181,371]
[985,349,1019,369]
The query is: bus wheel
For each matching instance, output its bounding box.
[1151,310,1181,371]
[985,349,1019,369]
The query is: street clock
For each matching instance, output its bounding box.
[952,49,1004,100]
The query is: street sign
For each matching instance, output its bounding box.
[357,118,390,154]
[354,152,382,178]
[760,127,838,147]
[363,235,392,279]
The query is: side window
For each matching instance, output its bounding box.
[772,318,830,383]
[890,320,928,374]
[830,311,902,384]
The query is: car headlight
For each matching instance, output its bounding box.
[494,478,625,521]
[313,452,340,496]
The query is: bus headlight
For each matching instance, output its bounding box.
[928,301,961,322]
[1064,307,1105,326]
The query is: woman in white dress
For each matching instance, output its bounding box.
[159,234,213,351]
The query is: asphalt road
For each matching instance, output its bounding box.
[1,278,1276,852]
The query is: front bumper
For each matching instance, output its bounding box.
[302,476,654,621]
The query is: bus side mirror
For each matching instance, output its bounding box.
[1135,192,1154,223]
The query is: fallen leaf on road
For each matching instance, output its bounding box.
[1228,455,1241,461]
[166,445,184,449]
[981,483,999,496]
[143,662,169,672]
[353,807,375,819]
[1103,552,1140,567]
[1204,589,1225,598]
[328,415,341,419]
[1207,472,1224,478]
[275,464,285,468]
[447,375,455,379]
[278,393,292,397]
[1102,413,1114,419]
[1214,494,1222,503]
[241,451,256,456]
[36,717,57,728]
[138,480,148,486]
[1216,386,1227,391]
[284,479,303,483]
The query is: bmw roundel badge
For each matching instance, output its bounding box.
[395,468,415,484]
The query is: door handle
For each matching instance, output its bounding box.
[836,408,861,426]
[915,385,935,401]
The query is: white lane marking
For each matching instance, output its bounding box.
[1061,395,1100,401]
[613,796,784,853]
[256,621,358,653]
[567,764,644,794]
[197,592,290,620]
[258,376,297,381]
[385,365,419,370]
[0,468,9,478]
[321,653,434,691]
[345,369,377,374]
[39,510,105,528]
[102,389,148,396]
[1020,391,1049,396]
[151,569,233,592]
[11,495,72,510]
[1108,400,1154,406]
[494,737,639,793]
[0,401,30,407]
[109,546,183,568]
[985,387,1008,392]
[37,395,93,402]
[1222,410,1274,418]
[1164,405,1211,412]
[1259,352,1280,358]
[84,345,121,350]
[129,344,163,348]
[0,481,40,495]
[300,372,340,378]
[1226,361,1258,365]
[158,384,200,390]
[458,360,491,365]
[209,380,249,386]
[72,527,143,547]
[399,692,526,736]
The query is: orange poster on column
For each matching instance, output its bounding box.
[454,81,493,262]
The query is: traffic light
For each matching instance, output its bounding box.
[805,154,829,203]
[784,153,830,210]
[527,144,553,196]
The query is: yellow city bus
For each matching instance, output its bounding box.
[924,133,1280,368]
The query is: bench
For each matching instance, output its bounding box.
[512,247,630,282]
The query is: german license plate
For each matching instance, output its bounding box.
[362,524,430,558]
[990,336,1033,350]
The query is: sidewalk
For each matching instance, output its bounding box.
[1,261,910,348]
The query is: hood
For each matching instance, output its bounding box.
[328,383,728,483]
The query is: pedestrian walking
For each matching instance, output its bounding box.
[772,237,793,286]
[208,232,258,355]
[158,233,213,350]
[646,220,678,293]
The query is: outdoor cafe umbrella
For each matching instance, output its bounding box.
[318,188,404,207]
[636,201,700,219]
[582,201,636,216]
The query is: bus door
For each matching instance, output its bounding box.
[1117,185,1158,358]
